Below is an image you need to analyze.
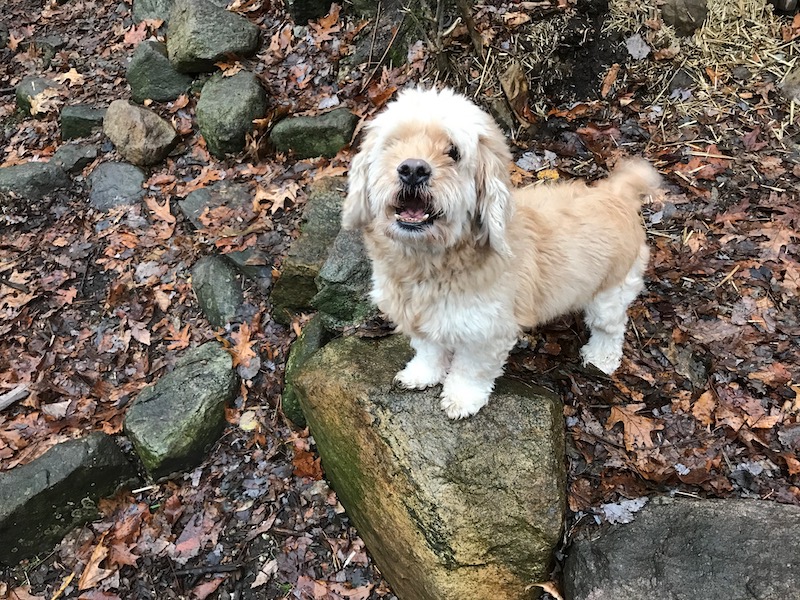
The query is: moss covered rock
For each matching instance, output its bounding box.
[270,177,345,325]
[293,334,566,600]
[124,342,239,479]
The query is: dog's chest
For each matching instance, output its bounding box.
[374,266,509,343]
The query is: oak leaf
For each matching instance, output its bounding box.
[606,403,663,451]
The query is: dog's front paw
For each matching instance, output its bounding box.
[394,360,444,390]
[580,343,622,375]
[439,376,491,419]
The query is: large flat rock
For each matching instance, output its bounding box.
[293,334,566,600]
[0,433,139,566]
[565,497,800,600]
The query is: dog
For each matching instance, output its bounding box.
[342,87,659,419]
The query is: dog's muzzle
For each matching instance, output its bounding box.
[394,159,437,230]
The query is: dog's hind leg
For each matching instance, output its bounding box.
[439,331,517,419]
[580,245,649,374]
[395,337,451,390]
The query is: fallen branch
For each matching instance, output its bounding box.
[0,384,29,411]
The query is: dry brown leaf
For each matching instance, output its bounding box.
[606,403,664,451]
[78,532,113,591]
[229,322,258,368]
[691,391,716,426]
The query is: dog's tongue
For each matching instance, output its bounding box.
[398,207,428,223]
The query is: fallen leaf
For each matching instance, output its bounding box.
[691,391,716,426]
[229,322,257,368]
[190,577,224,600]
[292,447,323,479]
[78,532,113,591]
[606,404,664,451]
[54,68,85,86]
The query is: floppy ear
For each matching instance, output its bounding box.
[342,131,375,230]
[475,129,513,256]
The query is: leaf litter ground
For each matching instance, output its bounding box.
[1,0,799,598]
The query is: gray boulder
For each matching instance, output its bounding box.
[128,40,193,103]
[15,76,59,116]
[311,229,374,330]
[196,71,267,157]
[124,342,239,479]
[88,162,146,211]
[270,109,358,158]
[61,105,106,140]
[282,314,332,427]
[178,181,273,290]
[132,0,175,22]
[52,143,97,174]
[565,497,800,600]
[0,162,70,200]
[192,255,244,328]
[167,0,260,73]
[270,177,345,324]
[661,0,708,36]
[293,334,566,600]
[0,433,139,566]
[103,100,178,166]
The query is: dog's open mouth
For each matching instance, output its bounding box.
[394,190,437,230]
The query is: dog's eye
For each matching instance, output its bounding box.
[446,145,460,162]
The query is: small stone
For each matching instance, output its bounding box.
[731,66,752,81]
[87,162,146,211]
[16,76,58,116]
[52,143,97,174]
[0,23,9,49]
[192,255,244,328]
[167,0,260,73]
[270,109,358,158]
[127,40,193,103]
[661,0,709,37]
[124,342,239,479]
[0,433,139,566]
[60,105,107,140]
[103,100,178,166]
[195,71,267,157]
[0,162,70,200]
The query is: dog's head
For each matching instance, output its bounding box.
[343,87,512,255]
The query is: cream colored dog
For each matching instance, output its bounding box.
[343,88,659,419]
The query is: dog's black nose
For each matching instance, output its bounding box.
[397,159,431,186]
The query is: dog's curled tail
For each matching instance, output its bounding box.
[606,158,661,208]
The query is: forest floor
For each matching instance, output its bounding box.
[1,0,799,598]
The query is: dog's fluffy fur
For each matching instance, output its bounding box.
[343,88,660,419]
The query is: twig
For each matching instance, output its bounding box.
[173,563,243,577]
[455,0,484,60]
[366,1,382,69]
[359,21,404,94]
[0,276,31,294]
[0,384,29,411]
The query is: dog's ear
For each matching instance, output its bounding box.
[475,130,512,256]
[342,131,375,230]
